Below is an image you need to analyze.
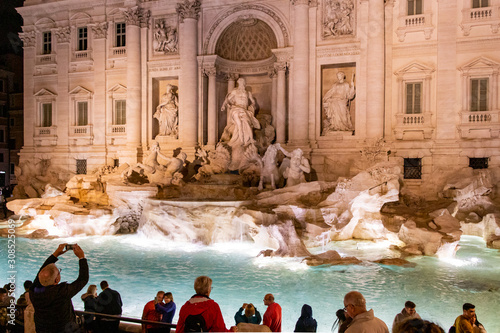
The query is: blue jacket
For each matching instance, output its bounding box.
[155,301,176,323]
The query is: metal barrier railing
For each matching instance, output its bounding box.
[74,310,176,332]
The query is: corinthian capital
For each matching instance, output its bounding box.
[54,27,71,43]
[19,31,36,48]
[124,7,151,27]
[176,0,201,23]
[91,22,108,39]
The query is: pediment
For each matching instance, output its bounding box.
[34,88,57,97]
[395,62,435,77]
[35,18,56,29]
[70,12,92,25]
[108,84,127,94]
[459,57,500,73]
[69,86,93,96]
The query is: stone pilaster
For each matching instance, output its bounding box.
[92,22,108,149]
[176,0,201,147]
[269,69,278,129]
[275,62,287,144]
[19,31,36,150]
[205,67,217,147]
[290,0,310,146]
[366,0,385,139]
[55,26,70,149]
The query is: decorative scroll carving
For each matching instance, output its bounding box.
[268,69,277,79]
[19,31,36,47]
[204,67,217,77]
[124,7,151,27]
[176,0,201,23]
[154,19,178,53]
[226,73,239,82]
[323,0,355,39]
[274,62,288,72]
[91,22,108,39]
[55,27,71,43]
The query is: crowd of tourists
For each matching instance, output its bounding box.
[0,244,489,333]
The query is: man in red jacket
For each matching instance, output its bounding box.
[263,293,282,332]
[176,276,237,333]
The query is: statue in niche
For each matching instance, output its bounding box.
[322,71,355,133]
[220,78,261,169]
[154,84,178,138]
[323,0,355,38]
[154,20,178,53]
[279,147,311,187]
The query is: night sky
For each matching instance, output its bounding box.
[0,0,24,56]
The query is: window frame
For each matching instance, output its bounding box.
[114,99,126,125]
[115,22,126,47]
[77,26,88,51]
[407,0,423,16]
[470,78,489,112]
[41,102,53,128]
[405,81,423,114]
[472,0,489,8]
[404,158,422,179]
[42,31,52,55]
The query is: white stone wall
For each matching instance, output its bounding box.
[16,0,500,197]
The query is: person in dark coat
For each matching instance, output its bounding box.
[294,304,317,332]
[29,243,88,333]
[95,281,122,333]
[81,284,98,332]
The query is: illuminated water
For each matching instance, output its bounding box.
[1,235,499,332]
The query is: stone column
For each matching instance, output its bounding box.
[205,67,217,147]
[290,0,310,146]
[91,22,108,150]
[276,62,287,144]
[366,0,385,139]
[176,0,201,147]
[124,7,149,161]
[269,69,278,128]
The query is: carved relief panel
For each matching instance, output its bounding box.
[322,0,355,39]
[153,17,179,55]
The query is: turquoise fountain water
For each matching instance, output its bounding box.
[1,235,499,332]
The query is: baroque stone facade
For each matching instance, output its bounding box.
[16,0,500,197]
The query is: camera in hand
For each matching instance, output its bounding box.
[65,244,76,251]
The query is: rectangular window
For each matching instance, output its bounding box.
[41,103,52,127]
[0,80,4,92]
[407,0,423,15]
[76,159,87,175]
[10,163,15,174]
[9,119,14,127]
[470,78,488,111]
[472,0,489,8]
[114,159,119,167]
[405,82,422,114]
[43,31,52,54]
[115,23,126,47]
[0,130,4,143]
[77,27,88,51]
[404,158,422,179]
[115,100,126,125]
[77,101,88,126]
[469,157,488,169]
[0,154,4,163]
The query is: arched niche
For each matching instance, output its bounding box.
[203,4,290,55]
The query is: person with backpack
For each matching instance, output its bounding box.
[175,276,237,332]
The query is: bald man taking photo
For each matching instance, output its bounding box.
[29,243,88,333]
